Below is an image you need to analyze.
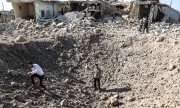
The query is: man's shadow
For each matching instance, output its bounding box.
[101,86,132,93]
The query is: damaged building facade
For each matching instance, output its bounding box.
[7,0,35,20]
[129,0,179,23]
[7,0,180,23]
[7,0,103,21]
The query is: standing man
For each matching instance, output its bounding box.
[143,17,149,33]
[139,18,144,32]
[93,64,102,92]
[27,61,46,90]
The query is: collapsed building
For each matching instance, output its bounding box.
[7,0,180,23]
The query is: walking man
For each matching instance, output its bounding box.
[93,64,102,92]
[27,61,46,90]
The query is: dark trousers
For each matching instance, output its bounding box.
[143,25,149,33]
[31,73,46,89]
[139,24,143,32]
[94,78,100,90]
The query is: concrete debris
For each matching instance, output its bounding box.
[55,28,68,36]
[56,22,64,28]
[65,12,84,23]
[106,94,120,107]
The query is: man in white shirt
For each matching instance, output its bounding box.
[27,61,46,90]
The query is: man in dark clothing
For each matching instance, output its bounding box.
[143,17,149,33]
[93,64,102,91]
[27,61,46,90]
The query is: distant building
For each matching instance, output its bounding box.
[0,10,14,15]
[0,10,15,23]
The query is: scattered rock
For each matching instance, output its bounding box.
[156,37,165,42]
[22,83,28,87]
[14,36,26,43]
[111,98,119,107]
[63,79,70,83]
[169,64,176,71]
[14,94,26,103]
[106,94,120,107]
[100,94,108,100]
[55,27,68,35]
[128,97,136,102]
[94,28,101,34]
[10,82,19,88]
[60,99,68,107]
[56,22,64,27]
[7,70,20,76]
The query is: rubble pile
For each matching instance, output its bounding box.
[1,12,128,44]
[1,14,180,107]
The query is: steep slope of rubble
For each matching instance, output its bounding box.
[1,13,180,107]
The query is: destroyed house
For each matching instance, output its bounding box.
[7,0,103,21]
[156,3,180,23]
[129,0,179,23]
[7,0,35,20]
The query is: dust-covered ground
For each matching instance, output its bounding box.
[1,14,180,108]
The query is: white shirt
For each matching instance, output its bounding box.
[31,64,44,76]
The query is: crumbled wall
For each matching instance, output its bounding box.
[53,3,67,16]
[35,0,53,20]
[160,5,179,23]
[12,3,29,19]
[28,3,35,16]
[12,2,35,19]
